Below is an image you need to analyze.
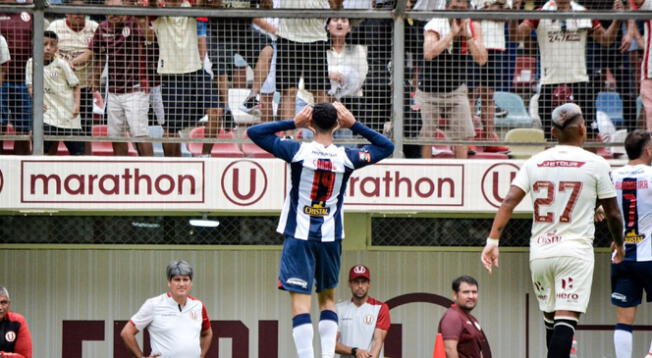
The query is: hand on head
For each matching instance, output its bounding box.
[333,101,356,129]
[293,105,313,129]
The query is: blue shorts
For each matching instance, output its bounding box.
[611,260,652,307]
[1,82,33,132]
[278,237,341,294]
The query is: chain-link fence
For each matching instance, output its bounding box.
[0,0,648,157]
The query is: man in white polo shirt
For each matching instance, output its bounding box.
[121,260,213,358]
[336,265,390,358]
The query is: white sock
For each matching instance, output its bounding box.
[318,311,338,358]
[614,324,633,358]
[293,314,314,358]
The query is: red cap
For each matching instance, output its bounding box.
[349,265,370,281]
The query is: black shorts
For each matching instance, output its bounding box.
[468,50,507,89]
[210,27,270,76]
[160,70,219,132]
[275,37,329,92]
[611,260,652,307]
[43,123,85,155]
[80,87,94,136]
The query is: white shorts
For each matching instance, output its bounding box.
[530,256,594,313]
[107,91,149,137]
[149,85,165,126]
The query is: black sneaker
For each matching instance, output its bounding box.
[240,93,261,115]
[223,108,235,130]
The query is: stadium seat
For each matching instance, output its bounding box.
[504,128,546,159]
[595,91,624,126]
[56,141,70,155]
[494,91,535,128]
[469,151,509,159]
[430,129,455,158]
[187,126,244,158]
[512,57,537,89]
[2,123,15,154]
[474,128,509,153]
[91,124,138,156]
[149,125,165,157]
[241,130,275,158]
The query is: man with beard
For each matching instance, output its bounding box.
[335,265,390,358]
[438,276,488,358]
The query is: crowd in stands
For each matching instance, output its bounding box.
[0,0,646,159]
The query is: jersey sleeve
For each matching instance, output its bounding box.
[13,314,32,358]
[246,120,301,162]
[640,0,652,10]
[0,35,10,65]
[424,18,447,36]
[61,60,80,88]
[201,304,211,331]
[344,122,394,169]
[375,303,391,331]
[595,159,616,199]
[511,163,530,193]
[438,310,463,341]
[24,58,33,87]
[129,299,155,331]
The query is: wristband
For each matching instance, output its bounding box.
[351,347,358,355]
[486,238,499,246]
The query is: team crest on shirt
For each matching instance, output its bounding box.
[5,331,15,342]
[358,151,371,162]
[190,310,199,320]
[363,314,373,325]
[122,26,131,38]
[303,201,330,217]
[20,12,30,22]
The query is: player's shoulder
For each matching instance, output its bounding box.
[6,311,27,324]
[365,296,387,307]
[48,18,65,29]
[187,295,205,307]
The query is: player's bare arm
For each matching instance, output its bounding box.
[481,185,527,273]
[199,327,213,358]
[423,29,454,61]
[444,339,460,358]
[369,328,388,358]
[598,196,625,263]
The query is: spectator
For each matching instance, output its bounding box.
[88,0,154,156]
[469,0,509,147]
[48,0,99,154]
[510,0,623,139]
[416,0,488,159]
[438,276,488,358]
[120,260,213,357]
[0,5,34,155]
[634,0,652,131]
[275,0,342,125]
[335,265,390,358]
[149,0,220,157]
[0,286,32,358]
[26,31,84,155]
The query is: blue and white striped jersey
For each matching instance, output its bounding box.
[612,164,652,262]
[248,120,394,241]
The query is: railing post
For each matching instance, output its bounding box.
[391,0,407,158]
[31,0,48,155]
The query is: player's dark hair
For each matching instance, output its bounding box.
[312,103,338,132]
[44,31,58,41]
[167,260,193,281]
[625,129,651,160]
[452,275,478,292]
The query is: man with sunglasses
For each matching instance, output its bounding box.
[509,0,624,139]
[0,287,32,358]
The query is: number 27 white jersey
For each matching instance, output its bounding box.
[511,145,616,261]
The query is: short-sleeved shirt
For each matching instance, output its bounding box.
[0,311,32,358]
[0,12,32,83]
[336,297,390,357]
[438,304,487,358]
[151,2,201,75]
[26,57,81,129]
[612,164,652,262]
[90,17,148,94]
[638,0,652,79]
[277,0,328,43]
[129,293,211,357]
[511,145,616,261]
[48,19,99,88]
[523,1,601,85]
[0,34,9,65]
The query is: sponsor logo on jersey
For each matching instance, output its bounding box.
[625,230,645,244]
[536,160,585,168]
[4,331,15,342]
[611,292,627,302]
[616,180,649,190]
[536,231,562,245]
[303,202,330,217]
[556,292,580,301]
[287,277,308,289]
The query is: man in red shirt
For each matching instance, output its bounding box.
[438,276,489,358]
[0,287,32,358]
